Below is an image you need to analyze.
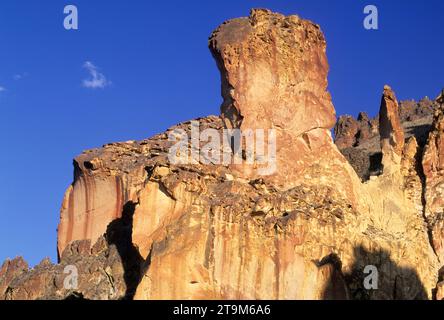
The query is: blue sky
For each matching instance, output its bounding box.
[0,0,443,266]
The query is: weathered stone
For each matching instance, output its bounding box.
[399,98,435,122]
[209,9,336,135]
[423,103,444,263]
[436,281,444,300]
[436,91,444,105]
[1,237,131,300]
[1,9,442,301]
[57,146,148,256]
[379,85,405,169]
[208,9,363,212]
[356,112,373,142]
[0,257,28,298]
[334,116,359,149]
[334,113,377,150]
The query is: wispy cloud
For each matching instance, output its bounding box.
[13,72,28,81]
[0,86,6,92]
[82,61,111,89]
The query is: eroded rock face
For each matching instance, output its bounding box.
[2,9,442,300]
[399,97,435,122]
[130,12,437,300]
[209,9,335,135]
[0,257,28,297]
[0,237,131,300]
[379,85,405,169]
[134,178,359,299]
[334,95,436,182]
[133,161,436,300]
[423,104,444,263]
[57,143,149,255]
[334,116,359,149]
[208,9,361,208]
[335,113,378,150]
[336,87,444,296]
[56,8,363,259]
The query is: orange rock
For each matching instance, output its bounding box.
[209,9,362,208]
[379,85,405,166]
[47,10,439,301]
[423,104,444,263]
[334,116,360,149]
[57,144,148,256]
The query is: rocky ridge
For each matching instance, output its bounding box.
[1,9,443,300]
[335,96,437,180]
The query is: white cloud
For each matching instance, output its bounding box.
[82,61,111,89]
[0,86,6,92]
[13,72,28,81]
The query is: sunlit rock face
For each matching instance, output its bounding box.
[2,9,442,300]
[130,11,438,300]
[379,85,405,171]
[423,103,444,264]
[209,9,335,134]
[208,9,363,210]
[57,149,147,256]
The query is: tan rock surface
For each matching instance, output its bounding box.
[2,9,441,300]
[57,144,148,255]
[423,104,444,263]
[133,163,436,299]
[379,85,405,171]
[208,9,362,209]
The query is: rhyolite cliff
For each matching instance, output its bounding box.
[2,9,444,300]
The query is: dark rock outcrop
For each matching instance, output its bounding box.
[1,237,130,300]
[334,91,438,181]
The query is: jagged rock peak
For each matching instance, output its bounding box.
[379,85,405,161]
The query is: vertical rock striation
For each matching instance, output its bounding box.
[57,145,147,256]
[423,98,444,264]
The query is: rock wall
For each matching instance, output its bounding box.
[1,9,443,300]
[423,105,444,264]
[57,143,148,255]
[1,238,129,300]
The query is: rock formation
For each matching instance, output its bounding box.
[1,238,129,300]
[208,9,363,209]
[334,112,378,150]
[399,97,435,122]
[423,97,444,264]
[379,85,405,165]
[57,143,147,256]
[1,9,443,300]
[334,93,437,182]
